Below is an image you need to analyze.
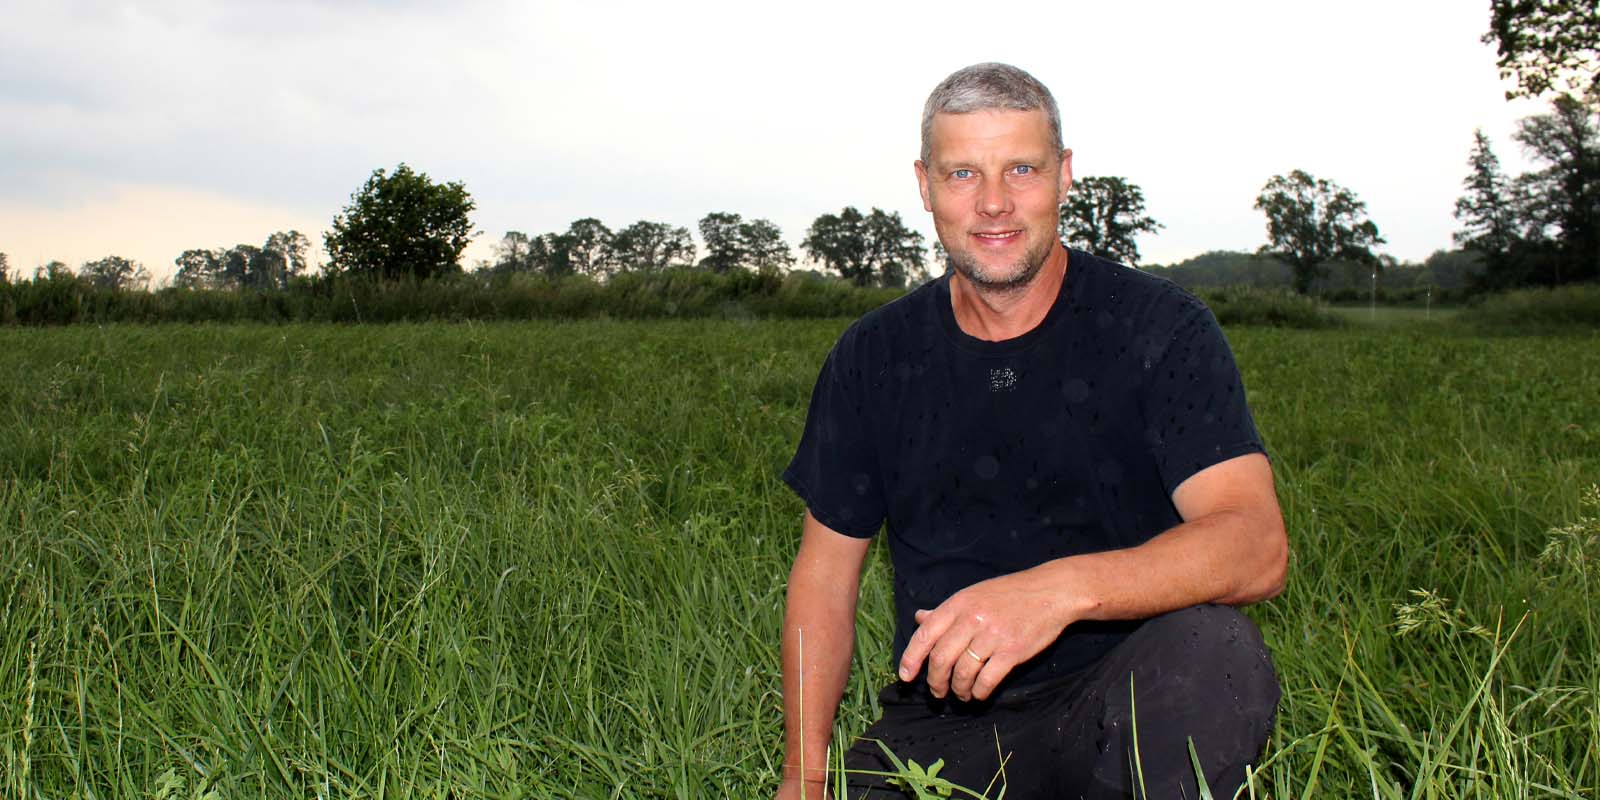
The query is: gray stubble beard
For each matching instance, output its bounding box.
[944,234,1056,294]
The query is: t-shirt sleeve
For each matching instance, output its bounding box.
[781,343,887,539]
[1141,302,1265,497]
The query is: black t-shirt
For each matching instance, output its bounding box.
[782,250,1265,688]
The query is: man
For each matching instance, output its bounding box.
[776,63,1287,800]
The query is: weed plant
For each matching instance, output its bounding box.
[0,321,1596,797]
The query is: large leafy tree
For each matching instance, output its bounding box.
[802,206,926,287]
[696,212,794,273]
[698,212,746,273]
[1057,176,1163,266]
[562,218,615,278]
[739,218,795,273]
[0,252,10,283]
[1513,95,1600,282]
[325,163,475,280]
[611,221,696,272]
[803,207,871,284]
[1484,0,1599,100]
[1254,170,1385,295]
[80,255,149,291]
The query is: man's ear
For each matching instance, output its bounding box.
[1058,148,1074,198]
[914,160,933,212]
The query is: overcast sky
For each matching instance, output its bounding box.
[0,0,1555,282]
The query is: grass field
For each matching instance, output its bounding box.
[2,320,1597,798]
[1327,305,1461,325]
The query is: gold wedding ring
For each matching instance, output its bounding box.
[964,647,985,662]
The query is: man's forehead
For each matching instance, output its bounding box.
[926,109,1057,163]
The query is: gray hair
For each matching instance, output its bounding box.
[920,62,1062,165]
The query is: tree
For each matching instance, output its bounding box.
[80,255,149,291]
[1484,0,1599,100]
[1454,130,1523,265]
[173,231,310,290]
[804,207,871,284]
[1513,94,1600,282]
[1057,176,1163,266]
[485,231,538,275]
[1254,170,1385,295]
[698,212,746,273]
[174,249,222,289]
[740,218,795,273]
[802,207,927,287]
[0,252,9,284]
[561,218,616,278]
[261,230,310,288]
[611,221,696,272]
[862,210,927,287]
[325,163,475,280]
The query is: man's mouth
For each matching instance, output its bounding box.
[973,231,1022,242]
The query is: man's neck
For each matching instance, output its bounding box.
[949,244,1070,342]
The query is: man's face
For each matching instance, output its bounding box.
[915,109,1071,291]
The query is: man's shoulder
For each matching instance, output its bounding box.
[1071,250,1212,326]
[830,276,945,360]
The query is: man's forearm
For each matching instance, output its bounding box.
[780,566,859,787]
[1044,504,1287,625]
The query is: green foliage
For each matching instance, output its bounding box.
[801,206,928,288]
[1454,282,1600,330]
[1511,96,1600,283]
[698,211,746,273]
[1255,170,1385,295]
[0,269,907,325]
[697,212,794,273]
[324,163,476,280]
[1057,175,1162,266]
[1484,0,1599,100]
[1456,97,1600,291]
[0,322,1595,798]
[610,220,696,273]
[1454,130,1522,264]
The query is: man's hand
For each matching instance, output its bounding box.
[896,564,1082,701]
[775,775,827,800]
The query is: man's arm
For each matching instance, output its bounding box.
[898,452,1288,702]
[777,510,873,800]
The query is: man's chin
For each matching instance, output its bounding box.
[948,253,1043,292]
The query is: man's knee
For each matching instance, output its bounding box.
[1130,604,1279,728]
[1091,604,1279,795]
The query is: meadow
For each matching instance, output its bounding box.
[1,319,1596,799]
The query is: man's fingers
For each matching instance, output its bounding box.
[969,654,1016,702]
[897,608,945,681]
[948,640,987,701]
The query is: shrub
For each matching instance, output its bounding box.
[1454,283,1600,331]
[1195,287,1344,329]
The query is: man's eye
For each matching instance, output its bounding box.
[1013,165,1034,175]
[952,169,973,180]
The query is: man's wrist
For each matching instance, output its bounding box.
[781,762,829,783]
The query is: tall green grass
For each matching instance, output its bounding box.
[1453,283,1600,332]
[1,321,1595,798]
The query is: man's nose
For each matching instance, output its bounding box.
[978,176,1011,216]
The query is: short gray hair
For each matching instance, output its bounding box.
[920,62,1062,165]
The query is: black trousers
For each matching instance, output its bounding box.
[836,604,1280,799]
